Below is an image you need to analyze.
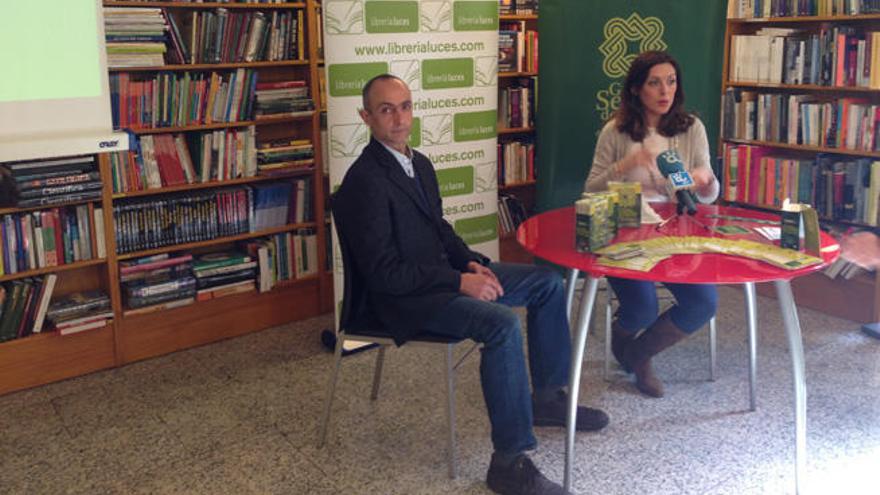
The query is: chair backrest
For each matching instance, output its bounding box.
[329,193,371,332]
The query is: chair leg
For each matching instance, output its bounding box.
[370,345,386,401]
[708,316,717,382]
[603,283,613,381]
[444,344,458,479]
[319,334,346,448]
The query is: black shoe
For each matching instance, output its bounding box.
[532,390,609,432]
[486,454,571,495]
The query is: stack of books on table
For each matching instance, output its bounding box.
[192,252,257,301]
[45,290,112,336]
[6,155,103,208]
[103,7,168,68]
[120,254,196,315]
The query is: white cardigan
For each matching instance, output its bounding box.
[585,117,720,204]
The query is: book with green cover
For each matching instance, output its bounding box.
[192,251,252,271]
[575,192,618,253]
[608,181,641,227]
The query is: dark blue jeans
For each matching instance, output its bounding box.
[607,277,718,334]
[421,262,570,456]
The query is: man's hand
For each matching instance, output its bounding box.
[461,262,504,301]
[841,231,880,269]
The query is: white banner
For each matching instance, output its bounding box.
[325,0,500,331]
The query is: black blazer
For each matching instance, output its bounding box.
[333,138,486,344]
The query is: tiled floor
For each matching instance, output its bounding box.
[1,285,878,494]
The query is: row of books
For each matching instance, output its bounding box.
[2,206,105,276]
[823,247,870,279]
[104,8,168,68]
[499,78,536,129]
[729,0,880,18]
[104,7,304,68]
[113,179,311,253]
[3,156,103,208]
[166,8,304,65]
[0,275,56,342]
[117,234,317,315]
[722,89,880,152]
[257,139,315,175]
[730,27,880,88]
[254,80,314,119]
[499,22,538,73]
[113,1,297,3]
[498,0,539,15]
[244,229,319,286]
[498,139,536,186]
[111,128,259,193]
[497,194,528,237]
[110,69,261,129]
[0,280,112,342]
[45,291,113,336]
[723,144,880,225]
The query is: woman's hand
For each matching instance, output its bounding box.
[619,146,654,174]
[691,166,714,189]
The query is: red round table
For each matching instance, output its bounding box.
[517,203,840,494]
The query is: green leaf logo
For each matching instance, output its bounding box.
[422,114,453,146]
[474,161,498,192]
[421,1,452,32]
[391,59,421,90]
[330,123,370,158]
[474,56,497,87]
[325,0,364,34]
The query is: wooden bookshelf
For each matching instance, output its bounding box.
[0,259,108,284]
[720,11,880,322]
[0,0,331,396]
[726,81,880,93]
[111,166,315,198]
[498,126,535,135]
[115,222,317,260]
[109,60,310,72]
[129,113,314,135]
[104,1,306,9]
[497,8,538,263]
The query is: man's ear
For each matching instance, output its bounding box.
[358,108,370,124]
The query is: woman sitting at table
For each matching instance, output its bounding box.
[584,50,720,398]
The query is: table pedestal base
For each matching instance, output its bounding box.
[562,272,807,495]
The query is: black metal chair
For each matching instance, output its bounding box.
[318,204,479,479]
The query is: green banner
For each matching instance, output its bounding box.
[422,58,475,89]
[327,62,389,97]
[453,1,499,31]
[454,213,498,244]
[365,1,419,33]
[454,110,496,142]
[437,166,475,197]
[537,0,727,211]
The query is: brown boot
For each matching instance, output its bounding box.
[611,320,635,372]
[621,311,688,398]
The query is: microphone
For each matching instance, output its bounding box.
[656,150,698,215]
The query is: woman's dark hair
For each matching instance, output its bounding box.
[614,50,694,142]
[0,166,18,208]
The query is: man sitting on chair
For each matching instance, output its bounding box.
[332,74,609,495]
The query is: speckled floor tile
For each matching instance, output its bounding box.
[1,287,878,495]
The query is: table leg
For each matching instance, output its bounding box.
[774,280,807,495]
[564,276,599,492]
[565,268,580,324]
[744,282,758,411]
